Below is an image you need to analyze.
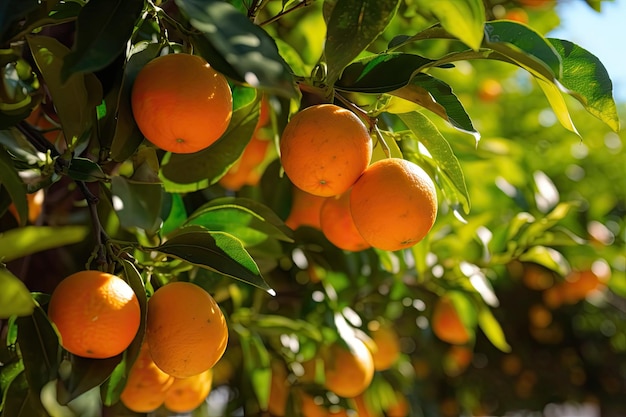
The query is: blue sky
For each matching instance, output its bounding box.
[549,1,626,104]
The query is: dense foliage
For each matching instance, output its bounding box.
[0,0,624,416]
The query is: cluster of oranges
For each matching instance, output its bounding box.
[267,320,407,416]
[280,103,438,252]
[47,271,227,414]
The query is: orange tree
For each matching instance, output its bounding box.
[0,0,624,416]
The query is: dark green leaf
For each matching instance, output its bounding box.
[390,73,477,136]
[0,266,34,318]
[56,354,122,405]
[65,157,107,182]
[2,372,48,417]
[0,225,89,262]
[16,305,60,392]
[155,226,271,292]
[0,0,39,42]
[160,86,259,185]
[0,145,27,226]
[324,0,400,85]
[26,35,103,142]
[237,328,271,410]
[109,42,164,162]
[398,112,470,213]
[61,0,144,79]
[186,197,293,247]
[548,38,620,132]
[111,176,164,235]
[477,306,511,353]
[176,0,297,97]
[161,192,187,237]
[411,0,485,50]
[483,20,562,80]
[335,53,434,93]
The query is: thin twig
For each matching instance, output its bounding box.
[259,0,313,26]
[76,181,109,269]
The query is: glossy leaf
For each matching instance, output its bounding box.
[390,74,477,136]
[111,176,163,235]
[57,354,122,405]
[335,53,434,93]
[483,20,562,80]
[477,306,511,353]
[186,197,293,247]
[155,226,270,291]
[61,0,144,79]
[16,305,60,392]
[26,35,103,142]
[324,0,400,85]
[176,0,297,97]
[548,38,620,132]
[0,0,39,42]
[109,42,164,162]
[0,225,89,262]
[535,77,579,135]
[412,0,485,50]
[0,145,27,226]
[65,157,107,182]
[398,112,470,213]
[519,246,570,277]
[0,266,34,318]
[160,86,259,185]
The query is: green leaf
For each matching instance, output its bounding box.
[335,53,434,93]
[324,0,400,85]
[398,112,470,213]
[65,157,107,182]
[0,0,39,42]
[535,77,579,135]
[176,0,297,97]
[390,74,478,136]
[186,197,293,247]
[56,354,122,405]
[0,145,27,226]
[0,226,89,262]
[154,226,271,292]
[483,20,562,80]
[61,0,144,80]
[16,305,60,392]
[237,328,271,411]
[26,35,103,142]
[0,266,34,318]
[161,192,187,237]
[250,314,323,341]
[547,38,620,132]
[160,86,259,185]
[519,246,570,277]
[477,306,511,352]
[412,0,485,50]
[2,371,48,417]
[109,42,164,162]
[111,176,164,235]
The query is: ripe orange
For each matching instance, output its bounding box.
[285,186,328,230]
[443,345,473,376]
[8,188,44,224]
[279,104,372,197]
[47,270,140,359]
[164,368,213,413]
[386,392,409,417]
[323,336,375,398]
[300,394,328,417]
[131,53,233,154]
[146,281,228,378]
[367,321,401,371]
[320,190,370,252]
[25,105,63,144]
[431,296,470,345]
[120,342,175,413]
[350,158,438,251]
[219,133,271,191]
[267,361,289,416]
[560,269,604,304]
[503,8,529,24]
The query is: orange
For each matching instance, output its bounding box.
[528,304,552,329]
[431,296,470,345]
[353,394,377,417]
[521,263,554,291]
[267,361,289,416]
[477,79,502,102]
[25,105,64,144]
[164,368,213,413]
[8,188,44,224]
[279,104,372,197]
[219,133,271,190]
[560,269,604,304]
[300,394,328,417]
[367,321,401,371]
[503,8,529,24]
[47,270,140,359]
[146,281,228,378]
[323,336,375,398]
[285,186,328,230]
[350,158,438,251]
[443,345,473,376]
[120,342,175,413]
[319,190,370,252]
[386,393,409,417]
[131,53,232,154]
